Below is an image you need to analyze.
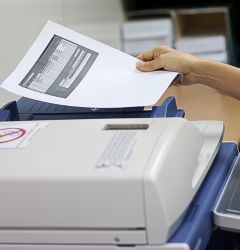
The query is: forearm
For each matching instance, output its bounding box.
[192,59,240,99]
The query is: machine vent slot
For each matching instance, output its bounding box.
[104,124,149,130]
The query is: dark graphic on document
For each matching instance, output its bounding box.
[19,35,99,98]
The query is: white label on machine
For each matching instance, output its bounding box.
[96,131,143,169]
[0,122,48,149]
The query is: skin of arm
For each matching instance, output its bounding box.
[136,46,240,100]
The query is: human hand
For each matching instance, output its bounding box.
[136,46,201,86]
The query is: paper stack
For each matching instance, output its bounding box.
[175,35,228,63]
[122,19,173,56]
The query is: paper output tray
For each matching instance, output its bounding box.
[214,155,240,232]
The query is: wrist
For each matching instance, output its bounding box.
[189,59,224,88]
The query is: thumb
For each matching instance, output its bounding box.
[171,74,183,86]
[136,56,164,72]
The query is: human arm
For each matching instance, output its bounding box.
[136,46,240,100]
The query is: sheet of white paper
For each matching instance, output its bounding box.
[0,21,178,108]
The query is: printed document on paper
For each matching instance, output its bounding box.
[0,21,178,108]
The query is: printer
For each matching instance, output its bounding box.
[0,117,225,249]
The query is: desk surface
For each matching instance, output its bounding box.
[158,84,240,144]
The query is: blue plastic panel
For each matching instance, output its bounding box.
[1,96,184,121]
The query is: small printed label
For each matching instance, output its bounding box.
[96,131,143,169]
[0,122,48,149]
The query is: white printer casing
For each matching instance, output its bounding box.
[0,118,223,248]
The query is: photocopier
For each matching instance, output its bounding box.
[0,96,239,250]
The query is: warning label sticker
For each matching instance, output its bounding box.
[96,131,144,169]
[0,122,48,149]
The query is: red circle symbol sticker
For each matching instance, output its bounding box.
[0,128,26,144]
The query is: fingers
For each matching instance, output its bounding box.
[136,56,164,72]
[137,46,175,61]
[137,48,155,61]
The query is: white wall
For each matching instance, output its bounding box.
[0,0,124,106]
